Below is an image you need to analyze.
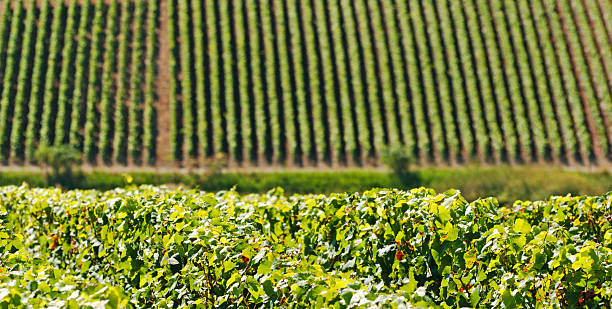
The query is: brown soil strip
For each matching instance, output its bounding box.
[573,0,612,156]
[154,0,174,167]
[595,0,612,46]
[555,0,605,164]
[582,0,612,93]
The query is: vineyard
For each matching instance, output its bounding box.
[0,0,157,166]
[0,0,611,167]
[0,185,611,307]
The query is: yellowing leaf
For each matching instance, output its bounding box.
[376,205,385,217]
[464,250,477,268]
[332,278,351,290]
[223,260,236,271]
[395,231,405,242]
[443,222,459,242]
[335,206,346,218]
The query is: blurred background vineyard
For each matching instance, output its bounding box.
[0,0,610,168]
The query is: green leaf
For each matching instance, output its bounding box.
[513,218,531,234]
[510,234,526,248]
[502,289,516,308]
[226,272,241,286]
[106,286,121,309]
[246,277,261,298]
[208,208,221,219]
[470,288,481,306]
[407,269,417,294]
[257,259,272,274]
[436,204,451,222]
[262,280,275,297]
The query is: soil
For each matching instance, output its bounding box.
[154,0,173,167]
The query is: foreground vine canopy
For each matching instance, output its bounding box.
[0,186,611,307]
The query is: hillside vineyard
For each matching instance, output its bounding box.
[0,0,610,167]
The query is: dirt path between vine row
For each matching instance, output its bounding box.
[554,0,605,164]
[595,0,612,46]
[581,0,612,93]
[573,0,612,157]
[153,0,174,167]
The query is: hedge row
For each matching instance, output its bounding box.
[9,0,37,162]
[144,0,159,165]
[514,0,563,162]
[53,0,78,148]
[334,0,360,160]
[0,0,22,162]
[70,0,91,151]
[113,0,132,164]
[128,0,147,165]
[99,0,119,164]
[434,0,473,162]
[24,0,52,162]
